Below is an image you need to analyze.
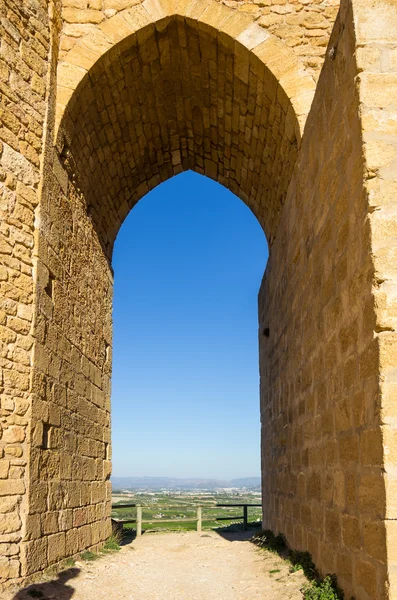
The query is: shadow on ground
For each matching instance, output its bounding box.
[119,528,137,545]
[118,522,262,544]
[11,568,80,600]
[213,521,262,542]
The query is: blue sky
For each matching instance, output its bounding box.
[111,171,268,479]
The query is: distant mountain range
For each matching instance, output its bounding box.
[111,476,261,490]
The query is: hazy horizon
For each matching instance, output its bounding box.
[111,475,261,480]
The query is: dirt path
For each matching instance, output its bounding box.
[8,531,307,600]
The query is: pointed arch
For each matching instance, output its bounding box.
[54,0,316,256]
[56,0,315,138]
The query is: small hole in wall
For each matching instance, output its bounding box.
[263,327,270,338]
[42,423,52,450]
[104,442,110,460]
[105,343,111,363]
[45,274,55,299]
[328,46,337,60]
[59,141,70,164]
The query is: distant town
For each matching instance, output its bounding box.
[111,476,261,493]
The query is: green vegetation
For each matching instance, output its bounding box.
[303,576,345,600]
[289,550,316,578]
[102,532,122,552]
[252,531,352,600]
[63,557,76,568]
[77,534,121,565]
[252,530,287,554]
[80,551,99,561]
[111,490,262,533]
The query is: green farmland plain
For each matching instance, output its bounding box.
[111,490,262,533]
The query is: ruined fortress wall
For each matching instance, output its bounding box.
[21,168,113,576]
[259,2,384,598]
[0,0,52,584]
[259,2,397,598]
[355,0,397,595]
[19,8,309,581]
[0,0,112,584]
[1,0,397,598]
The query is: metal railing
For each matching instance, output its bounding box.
[111,502,262,536]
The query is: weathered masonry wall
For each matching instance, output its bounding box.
[22,8,311,581]
[23,164,113,575]
[355,0,397,595]
[54,0,339,136]
[259,2,397,599]
[1,0,397,598]
[0,0,52,584]
[22,1,113,569]
[57,0,339,81]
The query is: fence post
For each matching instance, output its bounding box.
[137,505,142,537]
[197,506,202,533]
[243,505,248,531]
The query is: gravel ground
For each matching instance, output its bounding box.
[8,531,306,600]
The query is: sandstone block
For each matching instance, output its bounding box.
[2,427,26,444]
[0,498,19,514]
[358,474,386,517]
[22,539,47,575]
[25,515,41,541]
[47,532,66,564]
[0,462,10,479]
[0,513,21,535]
[0,557,19,580]
[359,73,397,109]
[62,8,105,24]
[65,528,80,556]
[0,480,24,496]
[356,559,377,598]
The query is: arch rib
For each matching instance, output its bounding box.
[55,0,316,141]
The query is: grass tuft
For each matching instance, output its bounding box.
[252,530,354,600]
[302,575,348,600]
[252,530,287,553]
[80,551,99,562]
[103,532,122,552]
[63,558,76,568]
[288,550,316,579]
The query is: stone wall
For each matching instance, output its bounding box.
[21,6,311,578]
[259,2,397,598]
[355,0,397,595]
[22,169,113,576]
[0,0,52,584]
[1,0,397,598]
[57,0,340,80]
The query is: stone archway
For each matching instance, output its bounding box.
[54,0,316,255]
[1,0,397,599]
[30,7,312,578]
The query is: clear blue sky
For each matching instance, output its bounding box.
[111,171,268,480]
